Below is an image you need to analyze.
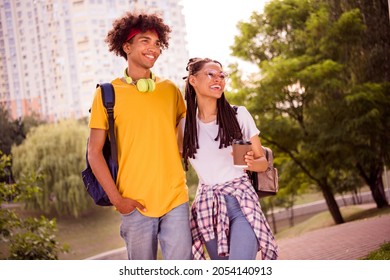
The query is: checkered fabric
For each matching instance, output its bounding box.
[190,174,278,260]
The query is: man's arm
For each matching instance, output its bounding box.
[88,128,146,214]
[176,118,185,155]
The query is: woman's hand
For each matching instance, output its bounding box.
[244,150,256,168]
[246,135,268,172]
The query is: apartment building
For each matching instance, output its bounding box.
[0,0,188,121]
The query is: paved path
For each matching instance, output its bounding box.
[88,213,390,260]
[274,214,390,260]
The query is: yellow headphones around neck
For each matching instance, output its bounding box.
[124,68,156,92]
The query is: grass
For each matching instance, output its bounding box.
[275,205,390,240]
[56,206,164,260]
[363,242,390,260]
[292,186,373,205]
[56,206,124,260]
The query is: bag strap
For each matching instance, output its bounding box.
[264,147,269,161]
[98,83,118,165]
[233,105,273,167]
[262,146,274,167]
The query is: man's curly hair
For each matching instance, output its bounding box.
[105,12,171,60]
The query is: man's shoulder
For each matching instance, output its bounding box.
[156,77,177,87]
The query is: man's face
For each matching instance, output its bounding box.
[125,30,161,69]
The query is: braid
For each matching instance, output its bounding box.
[182,78,198,170]
[182,58,242,170]
[215,95,242,148]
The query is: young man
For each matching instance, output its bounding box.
[87,12,191,260]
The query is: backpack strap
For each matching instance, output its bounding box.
[97,83,118,165]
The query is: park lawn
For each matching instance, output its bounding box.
[275,205,390,240]
[56,206,124,260]
[363,242,390,260]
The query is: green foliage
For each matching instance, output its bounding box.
[185,164,198,188]
[229,0,390,222]
[0,152,68,259]
[0,152,41,203]
[0,105,45,157]
[11,119,92,217]
[7,216,68,260]
[1,208,68,260]
[0,106,23,156]
[20,112,47,137]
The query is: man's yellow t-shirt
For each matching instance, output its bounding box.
[89,77,188,217]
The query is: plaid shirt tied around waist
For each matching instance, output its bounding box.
[190,174,278,260]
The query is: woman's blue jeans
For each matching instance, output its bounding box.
[120,202,192,260]
[205,195,258,260]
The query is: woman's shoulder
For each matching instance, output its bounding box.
[231,105,251,116]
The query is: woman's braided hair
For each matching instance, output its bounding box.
[182,58,242,170]
[105,12,171,60]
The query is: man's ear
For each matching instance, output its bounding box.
[122,42,132,55]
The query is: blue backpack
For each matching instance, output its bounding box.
[81,83,118,206]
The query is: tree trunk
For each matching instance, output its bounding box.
[268,201,277,234]
[357,163,389,208]
[289,206,295,227]
[368,169,389,208]
[321,183,345,224]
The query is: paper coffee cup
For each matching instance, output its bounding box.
[232,140,251,168]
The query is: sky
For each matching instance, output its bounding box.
[180,0,269,72]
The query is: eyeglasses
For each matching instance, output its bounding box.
[202,69,229,81]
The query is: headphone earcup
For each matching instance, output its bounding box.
[136,79,155,92]
[136,79,148,92]
[124,76,132,84]
[124,67,156,92]
[147,79,156,92]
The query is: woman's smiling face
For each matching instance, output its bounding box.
[189,62,229,99]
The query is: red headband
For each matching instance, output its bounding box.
[126,28,141,41]
[126,28,158,41]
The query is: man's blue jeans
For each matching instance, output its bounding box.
[205,195,258,260]
[120,202,192,260]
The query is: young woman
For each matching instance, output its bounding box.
[179,58,278,260]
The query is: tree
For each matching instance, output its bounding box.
[11,119,93,217]
[0,106,23,156]
[0,152,68,259]
[230,0,389,224]
[325,0,390,208]
[1,106,45,185]
[0,106,44,157]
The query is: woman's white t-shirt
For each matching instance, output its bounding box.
[183,106,260,185]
